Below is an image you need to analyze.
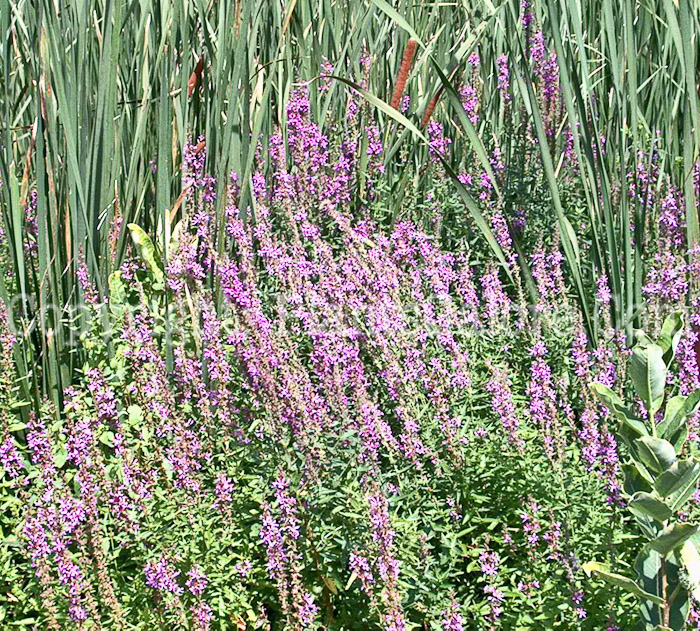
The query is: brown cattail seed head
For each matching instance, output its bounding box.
[390,38,418,110]
[188,56,205,98]
[421,87,444,128]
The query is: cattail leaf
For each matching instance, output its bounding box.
[369,0,424,46]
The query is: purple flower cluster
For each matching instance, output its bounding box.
[486,366,523,447]
[531,246,565,313]
[144,557,184,596]
[2,86,643,630]
[441,599,464,631]
[427,121,452,163]
[496,55,511,102]
[460,83,479,125]
[479,550,500,576]
[0,436,24,479]
[527,342,562,461]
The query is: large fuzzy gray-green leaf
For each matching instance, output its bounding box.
[655,460,700,511]
[628,492,672,523]
[649,522,698,557]
[635,437,676,474]
[628,344,667,415]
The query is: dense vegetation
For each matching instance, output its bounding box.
[2,0,700,628]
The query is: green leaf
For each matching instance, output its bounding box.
[128,405,143,424]
[108,270,127,306]
[635,436,676,473]
[54,448,67,469]
[127,223,164,286]
[623,463,654,495]
[99,431,115,448]
[628,492,673,523]
[633,329,655,349]
[655,459,700,511]
[659,391,700,451]
[589,382,648,436]
[369,0,423,43]
[658,312,684,365]
[658,395,688,442]
[635,545,689,626]
[649,522,698,557]
[321,575,339,595]
[581,561,664,605]
[330,77,425,141]
[679,538,700,602]
[628,344,667,415]
[684,389,700,418]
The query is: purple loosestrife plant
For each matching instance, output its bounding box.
[0,91,645,631]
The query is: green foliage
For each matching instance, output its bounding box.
[588,313,700,630]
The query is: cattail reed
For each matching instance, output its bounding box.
[188,56,205,98]
[421,87,444,128]
[390,38,418,110]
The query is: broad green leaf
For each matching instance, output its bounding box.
[680,538,700,602]
[628,492,672,523]
[658,395,687,442]
[684,389,700,418]
[589,382,648,436]
[623,463,654,495]
[635,546,689,626]
[108,270,127,307]
[321,575,339,595]
[127,405,143,424]
[635,437,676,473]
[99,431,115,448]
[54,448,67,469]
[659,391,700,451]
[649,522,698,557]
[658,312,684,365]
[582,562,664,605]
[127,223,164,286]
[628,344,667,415]
[633,329,655,349]
[655,460,700,511]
